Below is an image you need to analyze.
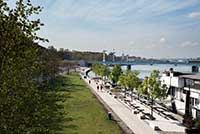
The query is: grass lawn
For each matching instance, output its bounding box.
[57,72,122,134]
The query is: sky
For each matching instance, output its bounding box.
[10,0,200,58]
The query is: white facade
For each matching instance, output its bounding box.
[161,73,184,88]
[161,72,200,119]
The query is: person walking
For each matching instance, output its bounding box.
[100,85,103,92]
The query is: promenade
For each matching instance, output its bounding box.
[82,73,186,134]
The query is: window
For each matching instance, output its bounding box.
[196,110,200,119]
[190,98,195,106]
[170,87,176,97]
[190,97,199,107]
[195,99,199,106]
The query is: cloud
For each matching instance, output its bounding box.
[159,37,166,43]
[181,41,200,47]
[37,0,200,58]
[43,0,200,26]
[188,12,200,19]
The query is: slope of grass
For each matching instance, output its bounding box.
[57,72,122,134]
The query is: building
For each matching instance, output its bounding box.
[79,60,88,67]
[161,69,200,119]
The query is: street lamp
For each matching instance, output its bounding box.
[112,49,115,62]
[185,79,193,117]
[103,50,107,62]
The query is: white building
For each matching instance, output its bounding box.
[161,70,200,119]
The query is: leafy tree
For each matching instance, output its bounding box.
[119,70,139,100]
[99,64,110,80]
[119,72,127,95]
[138,77,149,95]
[110,64,122,84]
[148,70,167,101]
[91,63,110,82]
[119,73,126,88]
[57,50,103,61]
[125,70,139,101]
[0,1,63,133]
[91,63,101,76]
[138,70,167,119]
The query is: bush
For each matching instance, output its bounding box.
[110,88,122,92]
[183,116,194,129]
[195,120,200,129]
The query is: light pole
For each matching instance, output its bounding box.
[185,79,192,117]
[170,69,177,113]
[103,50,106,62]
[112,49,115,62]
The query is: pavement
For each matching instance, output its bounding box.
[81,72,186,134]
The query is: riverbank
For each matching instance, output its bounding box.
[57,72,122,134]
[84,70,186,134]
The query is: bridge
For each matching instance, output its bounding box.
[91,60,200,66]
[89,60,200,72]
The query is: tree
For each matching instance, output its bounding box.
[125,70,139,101]
[138,70,167,119]
[91,63,101,76]
[119,72,127,95]
[138,77,149,96]
[0,1,63,133]
[91,63,110,83]
[148,70,167,101]
[119,70,139,100]
[99,64,110,81]
[110,64,122,84]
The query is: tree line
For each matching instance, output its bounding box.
[91,64,167,118]
[0,1,64,133]
[55,48,103,61]
[53,47,144,62]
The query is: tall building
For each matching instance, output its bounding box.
[121,53,125,61]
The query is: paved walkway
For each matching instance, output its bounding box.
[84,77,155,134]
[81,71,186,134]
[121,94,185,133]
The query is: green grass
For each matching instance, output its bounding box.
[110,88,123,92]
[57,72,122,134]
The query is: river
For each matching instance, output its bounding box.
[88,64,198,79]
[121,64,196,79]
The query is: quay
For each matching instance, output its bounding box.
[81,68,186,134]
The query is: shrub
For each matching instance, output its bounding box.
[195,120,200,129]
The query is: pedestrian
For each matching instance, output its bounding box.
[89,80,91,84]
[100,85,103,92]
[97,85,99,91]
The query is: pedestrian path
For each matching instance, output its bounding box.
[82,74,186,134]
[84,77,155,134]
[119,94,185,133]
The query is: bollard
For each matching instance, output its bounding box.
[108,112,112,120]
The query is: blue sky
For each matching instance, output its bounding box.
[16,0,200,58]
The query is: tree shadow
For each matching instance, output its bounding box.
[45,75,84,133]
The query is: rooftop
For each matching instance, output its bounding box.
[180,74,200,81]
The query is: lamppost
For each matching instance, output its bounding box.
[169,68,173,97]
[185,79,193,117]
[103,50,106,62]
[112,49,115,62]
[169,68,178,113]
